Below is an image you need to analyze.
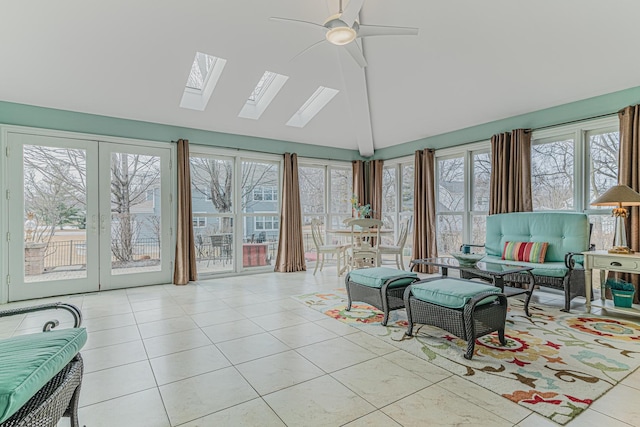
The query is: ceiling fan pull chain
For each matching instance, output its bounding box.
[339,0,343,14]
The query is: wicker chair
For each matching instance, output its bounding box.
[378,219,410,270]
[311,219,347,275]
[0,303,84,427]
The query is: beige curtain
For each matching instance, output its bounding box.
[352,160,366,212]
[618,105,640,302]
[368,160,384,220]
[274,153,306,272]
[489,129,533,214]
[173,139,197,285]
[412,149,438,273]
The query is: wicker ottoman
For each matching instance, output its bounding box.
[404,278,508,359]
[345,267,419,326]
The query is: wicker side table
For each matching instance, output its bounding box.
[404,278,508,359]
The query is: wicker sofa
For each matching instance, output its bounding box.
[465,212,592,312]
[0,303,85,427]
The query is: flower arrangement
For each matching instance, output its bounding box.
[350,194,372,218]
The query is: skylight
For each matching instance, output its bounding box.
[286,86,339,128]
[180,52,227,111]
[238,71,289,120]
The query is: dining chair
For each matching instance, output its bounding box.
[377,219,410,270]
[311,219,347,276]
[347,218,383,270]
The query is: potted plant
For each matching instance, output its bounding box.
[605,279,636,308]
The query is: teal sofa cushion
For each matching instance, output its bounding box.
[485,212,590,263]
[349,267,417,288]
[482,256,569,278]
[410,278,500,309]
[0,328,87,423]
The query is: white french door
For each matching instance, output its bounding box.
[6,132,172,301]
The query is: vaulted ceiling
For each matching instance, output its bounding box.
[1,1,639,157]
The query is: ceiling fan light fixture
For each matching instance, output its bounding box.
[326,26,356,45]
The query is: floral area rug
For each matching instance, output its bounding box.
[292,290,640,425]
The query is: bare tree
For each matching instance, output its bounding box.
[110,153,160,262]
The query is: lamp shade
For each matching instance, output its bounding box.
[590,184,640,207]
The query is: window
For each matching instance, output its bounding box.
[286,87,339,128]
[253,186,278,202]
[192,217,206,228]
[532,136,575,210]
[238,71,289,120]
[180,52,227,111]
[255,216,279,230]
[381,158,414,253]
[471,151,491,244]
[437,156,465,254]
[587,128,620,249]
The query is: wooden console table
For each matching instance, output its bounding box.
[583,250,640,316]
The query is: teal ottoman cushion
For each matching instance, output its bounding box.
[411,278,500,309]
[349,267,418,288]
[0,328,87,423]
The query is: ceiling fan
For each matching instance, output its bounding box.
[270,0,419,68]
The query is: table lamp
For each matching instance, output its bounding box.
[590,184,640,254]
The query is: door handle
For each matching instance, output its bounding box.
[100,215,106,233]
[91,215,97,233]
[610,261,622,267]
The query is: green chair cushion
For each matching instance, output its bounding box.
[482,255,568,277]
[0,328,87,423]
[410,278,500,309]
[349,267,418,288]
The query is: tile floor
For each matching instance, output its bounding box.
[1,269,639,426]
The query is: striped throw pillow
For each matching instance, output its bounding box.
[502,241,548,263]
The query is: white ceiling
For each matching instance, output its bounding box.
[1,0,640,157]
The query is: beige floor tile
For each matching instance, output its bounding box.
[82,340,148,373]
[382,385,512,427]
[343,411,402,427]
[79,360,156,407]
[82,312,136,333]
[201,318,264,343]
[333,357,431,407]
[621,367,640,390]
[437,375,531,424]
[159,367,258,425]
[382,350,452,383]
[129,296,177,312]
[236,350,325,395]
[78,388,170,427]
[269,322,338,348]
[221,294,269,306]
[296,337,377,373]
[143,328,212,358]
[251,311,310,331]
[150,345,230,385]
[516,412,560,427]
[133,305,187,324]
[234,301,288,317]
[344,331,399,356]
[216,332,290,364]
[179,299,231,315]
[189,308,246,327]
[314,317,360,336]
[178,398,286,427]
[137,316,198,339]
[590,384,640,425]
[565,408,632,427]
[82,324,140,350]
[288,306,331,321]
[263,375,375,427]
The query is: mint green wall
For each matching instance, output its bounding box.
[2,84,640,162]
[372,85,640,160]
[0,101,361,161]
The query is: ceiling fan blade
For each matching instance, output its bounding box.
[290,39,326,62]
[344,41,367,67]
[269,17,327,34]
[339,0,365,26]
[358,24,419,37]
